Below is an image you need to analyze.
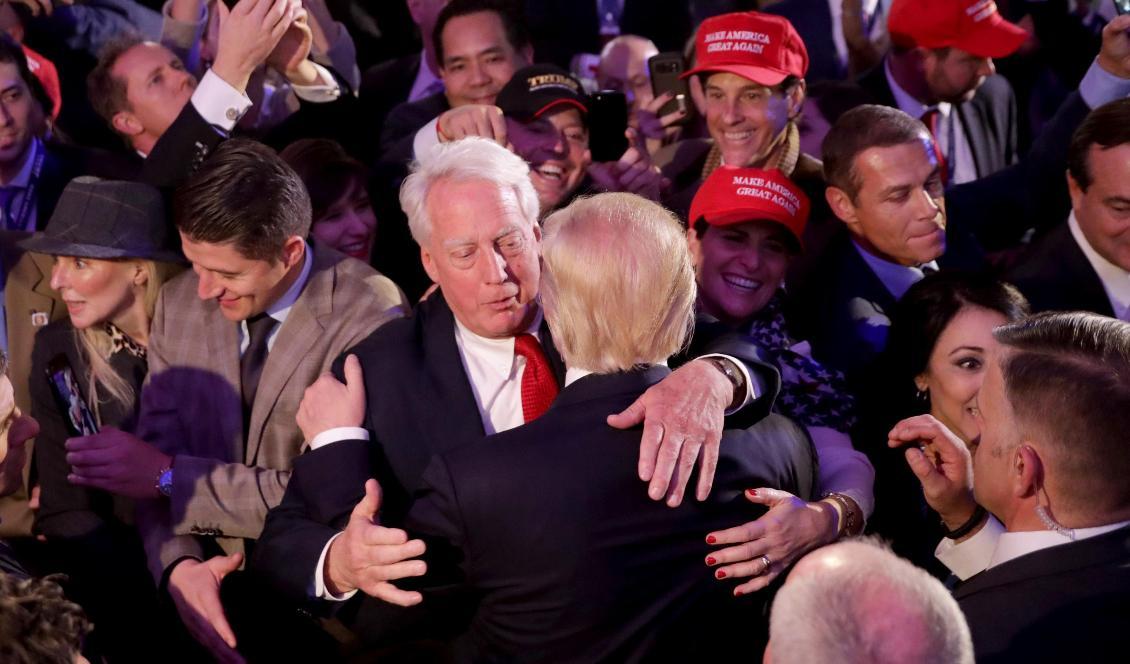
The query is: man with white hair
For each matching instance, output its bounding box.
[291,190,814,656]
[254,138,781,617]
[765,538,973,664]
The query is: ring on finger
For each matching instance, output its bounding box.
[758,554,771,574]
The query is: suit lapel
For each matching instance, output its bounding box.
[20,251,61,321]
[956,103,990,179]
[421,292,488,450]
[205,300,243,460]
[246,250,333,464]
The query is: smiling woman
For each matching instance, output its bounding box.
[19,178,183,661]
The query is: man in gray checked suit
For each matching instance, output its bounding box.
[65,139,408,661]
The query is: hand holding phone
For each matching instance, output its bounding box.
[47,355,98,437]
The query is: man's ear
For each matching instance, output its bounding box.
[1066,169,1084,213]
[1013,444,1044,500]
[518,43,534,67]
[280,236,306,269]
[786,79,806,121]
[110,110,143,139]
[825,185,860,229]
[421,245,440,284]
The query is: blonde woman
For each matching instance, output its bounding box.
[21,178,183,662]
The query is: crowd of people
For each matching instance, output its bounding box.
[0,0,1128,661]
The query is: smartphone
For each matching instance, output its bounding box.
[1117,0,1130,15]
[648,52,694,125]
[588,90,630,162]
[46,355,98,437]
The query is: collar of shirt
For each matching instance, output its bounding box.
[1,137,41,189]
[564,366,594,387]
[852,239,937,300]
[884,58,953,123]
[408,51,443,102]
[453,306,544,382]
[989,519,1130,570]
[1069,211,1130,318]
[239,241,314,350]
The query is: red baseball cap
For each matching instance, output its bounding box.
[682,11,809,86]
[690,167,810,248]
[888,0,1028,59]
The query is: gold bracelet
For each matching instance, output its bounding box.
[822,492,862,538]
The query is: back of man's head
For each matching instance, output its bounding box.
[767,538,973,664]
[432,0,530,67]
[822,104,931,201]
[994,312,1130,519]
[174,139,312,261]
[1067,98,1130,192]
[540,192,695,373]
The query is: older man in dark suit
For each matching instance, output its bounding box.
[254,138,781,636]
[306,191,814,659]
[889,312,1130,662]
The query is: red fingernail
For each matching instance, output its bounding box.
[715,569,726,579]
[747,489,758,497]
[706,535,717,544]
[706,556,716,566]
[734,589,744,597]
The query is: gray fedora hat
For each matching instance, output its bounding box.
[20,176,184,263]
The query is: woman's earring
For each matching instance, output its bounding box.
[916,387,930,405]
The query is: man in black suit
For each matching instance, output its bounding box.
[84,0,344,188]
[358,0,448,159]
[1007,98,1130,319]
[303,190,815,659]
[377,0,532,169]
[254,138,780,624]
[855,0,1027,185]
[889,312,1130,662]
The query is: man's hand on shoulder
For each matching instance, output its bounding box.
[298,354,366,442]
[608,358,733,507]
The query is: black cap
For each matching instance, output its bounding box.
[20,177,183,262]
[496,64,588,123]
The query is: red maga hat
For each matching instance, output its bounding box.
[682,11,808,86]
[888,0,1027,59]
[690,166,810,248]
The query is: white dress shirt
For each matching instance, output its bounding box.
[827,0,884,73]
[1069,211,1130,320]
[884,59,977,185]
[938,514,1130,581]
[453,311,546,435]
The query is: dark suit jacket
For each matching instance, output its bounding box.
[856,63,1019,181]
[526,0,693,69]
[955,525,1130,663]
[378,91,450,172]
[1004,220,1115,317]
[139,103,226,190]
[253,292,559,602]
[377,367,816,660]
[764,0,845,83]
[360,52,423,161]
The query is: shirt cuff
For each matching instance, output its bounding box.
[935,513,1004,581]
[699,353,755,415]
[313,532,358,601]
[291,62,342,103]
[191,69,252,132]
[309,427,369,451]
[413,117,442,160]
[1080,57,1130,109]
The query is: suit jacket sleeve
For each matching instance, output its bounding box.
[139,102,225,190]
[134,288,205,581]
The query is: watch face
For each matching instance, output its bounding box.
[159,469,173,496]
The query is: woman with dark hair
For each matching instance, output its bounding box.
[859,270,1030,574]
[281,138,378,262]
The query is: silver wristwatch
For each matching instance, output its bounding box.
[156,467,173,498]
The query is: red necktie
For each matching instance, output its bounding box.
[514,333,559,423]
[920,108,949,186]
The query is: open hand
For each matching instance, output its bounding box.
[168,554,246,664]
